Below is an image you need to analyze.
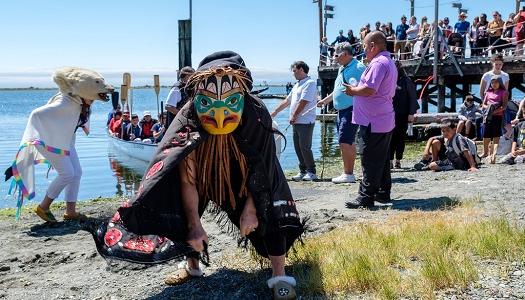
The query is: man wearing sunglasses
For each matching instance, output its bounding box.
[317,42,365,184]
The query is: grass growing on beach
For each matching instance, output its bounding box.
[289,206,525,299]
[0,196,123,219]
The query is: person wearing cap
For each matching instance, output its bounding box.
[139,111,158,141]
[317,42,365,184]
[165,66,195,127]
[442,17,453,38]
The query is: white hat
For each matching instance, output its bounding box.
[143,111,151,116]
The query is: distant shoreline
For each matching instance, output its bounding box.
[0,84,285,91]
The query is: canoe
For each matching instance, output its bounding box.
[108,123,283,163]
[108,134,157,162]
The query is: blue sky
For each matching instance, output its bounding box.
[0,0,517,87]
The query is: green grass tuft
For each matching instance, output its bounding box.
[289,208,525,299]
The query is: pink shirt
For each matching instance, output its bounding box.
[484,89,506,116]
[352,51,397,133]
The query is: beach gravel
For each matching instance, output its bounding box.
[0,161,524,299]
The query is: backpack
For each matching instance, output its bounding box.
[451,134,481,165]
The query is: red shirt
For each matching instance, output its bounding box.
[109,118,122,135]
[515,11,525,38]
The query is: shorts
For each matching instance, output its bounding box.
[435,159,455,171]
[483,115,503,138]
[336,107,358,144]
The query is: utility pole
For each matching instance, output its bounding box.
[517,0,522,13]
[410,0,415,17]
[318,0,323,42]
[433,0,439,85]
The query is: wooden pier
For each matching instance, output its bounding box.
[318,55,525,113]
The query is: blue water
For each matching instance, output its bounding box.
[0,87,338,208]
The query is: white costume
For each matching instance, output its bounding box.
[7,67,113,219]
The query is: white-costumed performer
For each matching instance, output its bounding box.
[5,67,113,222]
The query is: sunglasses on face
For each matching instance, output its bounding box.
[334,52,345,58]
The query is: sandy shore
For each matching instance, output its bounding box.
[0,160,524,299]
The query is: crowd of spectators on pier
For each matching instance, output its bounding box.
[320,6,525,65]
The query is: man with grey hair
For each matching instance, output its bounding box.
[318,42,365,183]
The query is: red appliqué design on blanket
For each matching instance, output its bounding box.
[145,161,164,180]
[123,237,155,253]
[104,228,123,247]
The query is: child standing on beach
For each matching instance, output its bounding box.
[457,95,479,137]
[481,75,508,162]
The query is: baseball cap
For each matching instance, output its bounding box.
[144,111,151,116]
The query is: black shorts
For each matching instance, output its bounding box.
[483,115,503,138]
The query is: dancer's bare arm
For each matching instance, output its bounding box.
[179,152,208,252]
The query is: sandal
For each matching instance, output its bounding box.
[165,261,203,286]
[63,212,87,221]
[267,276,297,300]
[35,206,57,223]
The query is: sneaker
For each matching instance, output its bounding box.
[291,172,306,181]
[394,161,401,169]
[302,172,318,181]
[414,158,430,170]
[345,199,374,209]
[331,173,356,184]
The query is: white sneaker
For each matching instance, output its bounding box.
[291,172,306,181]
[302,172,318,181]
[331,173,356,184]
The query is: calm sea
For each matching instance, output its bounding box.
[0,87,336,208]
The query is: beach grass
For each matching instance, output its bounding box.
[286,204,525,299]
[0,196,123,219]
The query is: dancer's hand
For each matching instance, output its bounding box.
[186,223,208,252]
[240,197,259,237]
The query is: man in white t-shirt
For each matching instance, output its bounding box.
[271,61,318,181]
[165,66,195,126]
[479,54,509,99]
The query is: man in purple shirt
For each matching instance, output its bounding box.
[343,31,398,208]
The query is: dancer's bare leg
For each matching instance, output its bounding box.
[39,195,54,210]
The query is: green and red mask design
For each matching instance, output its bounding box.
[194,74,245,135]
